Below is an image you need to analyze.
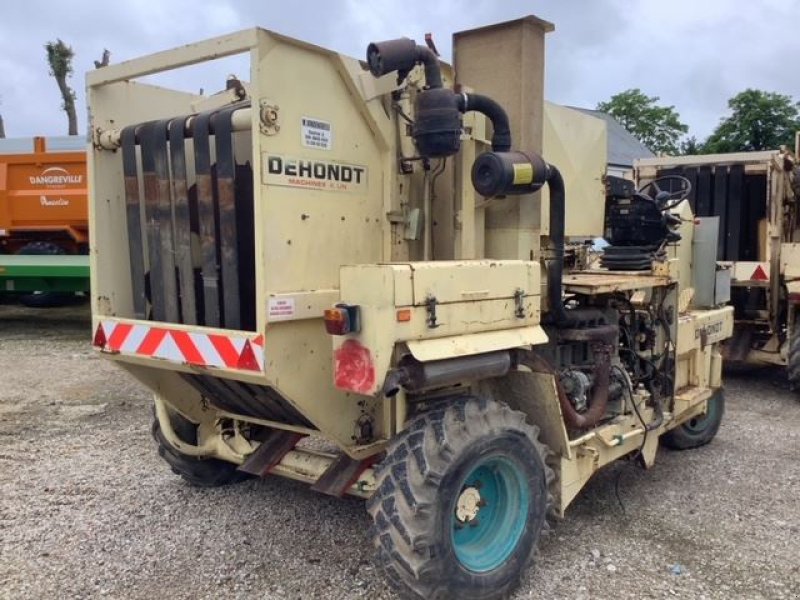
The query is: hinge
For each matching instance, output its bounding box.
[425,295,440,328]
[514,288,525,318]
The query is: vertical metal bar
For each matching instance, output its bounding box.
[682,167,698,214]
[140,122,166,321]
[726,164,744,261]
[696,167,712,217]
[211,106,241,330]
[193,111,221,327]
[121,126,147,319]
[235,162,256,331]
[742,174,767,261]
[713,167,728,259]
[169,118,197,325]
[153,119,179,323]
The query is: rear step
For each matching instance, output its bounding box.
[237,429,377,497]
[310,453,377,497]
[238,430,305,476]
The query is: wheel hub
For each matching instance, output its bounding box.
[455,486,482,523]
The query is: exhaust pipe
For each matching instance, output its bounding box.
[383,351,512,396]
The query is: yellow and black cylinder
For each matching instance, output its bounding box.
[471,150,548,197]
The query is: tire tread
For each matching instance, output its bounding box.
[367,397,554,599]
[151,419,247,487]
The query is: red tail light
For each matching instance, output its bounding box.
[324,304,360,335]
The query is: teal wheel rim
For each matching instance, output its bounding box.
[450,455,530,573]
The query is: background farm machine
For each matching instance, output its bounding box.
[637,145,800,392]
[87,17,732,599]
[0,136,89,305]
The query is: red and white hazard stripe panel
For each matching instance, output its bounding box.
[93,320,265,372]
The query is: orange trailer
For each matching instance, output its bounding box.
[0,136,88,255]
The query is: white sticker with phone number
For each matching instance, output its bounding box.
[301,117,332,150]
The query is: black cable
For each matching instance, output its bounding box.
[611,364,649,516]
[655,285,678,407]
[393,103,414,125]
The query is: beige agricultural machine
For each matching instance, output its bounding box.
[87,17,733,599]
[636,149,800,392]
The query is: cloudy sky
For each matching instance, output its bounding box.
[1,0,798,142]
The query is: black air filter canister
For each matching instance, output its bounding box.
[471,150,547,197]
[412,88,463,158]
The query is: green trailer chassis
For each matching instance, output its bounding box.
[0,255,90,293]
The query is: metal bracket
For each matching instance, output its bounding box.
[259,100,280,135]
[514,288,525,318]
[425,294,440,328]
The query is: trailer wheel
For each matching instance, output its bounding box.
[368,396,553,600]
[661,389,725,450]
[17,241,74,308]
[788,323,800,394]
[151,415,247,488]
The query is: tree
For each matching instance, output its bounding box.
[45,39,78,135]
[703,89,800,153]
[678,135,702,155]
[597,88,688,155]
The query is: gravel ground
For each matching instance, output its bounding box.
[1,302,799,599]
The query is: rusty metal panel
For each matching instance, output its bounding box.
[152,118,180,323]
[121,125,147,319]
[193,111,221,327]
[212,106,241,329]
[168,118,198,325]
[140,121,166,321]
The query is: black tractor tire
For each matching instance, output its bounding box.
[17,241,74,308]
[151,413,247,488]
[788,323,800,394]
[661,388,725,450]
[367,396,553,600]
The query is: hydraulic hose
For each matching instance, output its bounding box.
[457,93,512,152]
[545,164,569,325]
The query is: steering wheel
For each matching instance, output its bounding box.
[637,175,692,211]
